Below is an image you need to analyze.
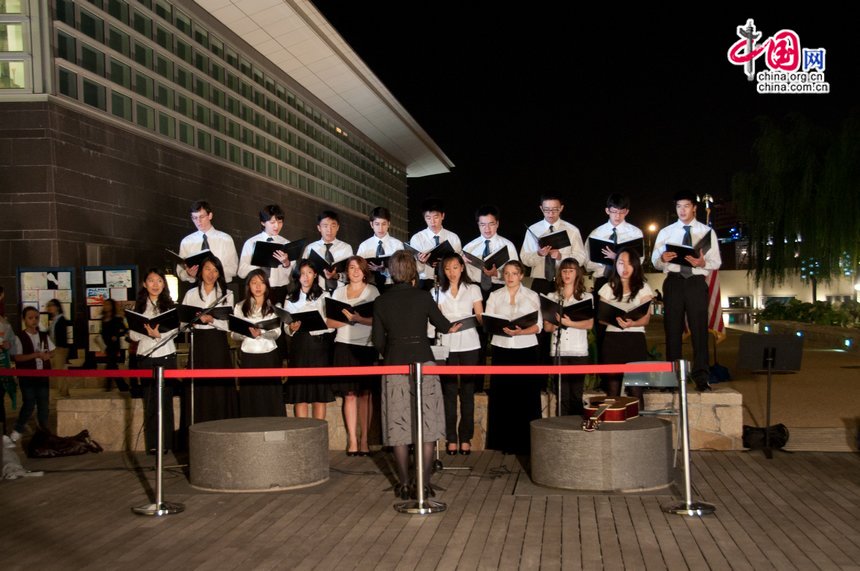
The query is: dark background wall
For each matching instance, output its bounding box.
[0,100,375,321]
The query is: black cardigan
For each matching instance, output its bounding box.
[372,283,451,365]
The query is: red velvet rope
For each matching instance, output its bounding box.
[0,362,674,379]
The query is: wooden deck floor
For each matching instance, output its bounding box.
[1,449,858,570]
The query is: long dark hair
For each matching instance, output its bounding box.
[554,258,586,301]
[438,253,474,292]
[288,260,324,302]
[135,268,175,313]
[607,248,644,302]
[195,255,228,301]
[241,269,274,317]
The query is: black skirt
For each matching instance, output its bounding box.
[238,349,285,418]
[331,342,379,395]
[284,332,335,404]
[486,345,541,455]
[190,328,238,423]
[600,331,649,364]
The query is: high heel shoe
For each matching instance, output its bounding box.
[459,442,471,456]
[394,483,410,500]
[446,442,458,456]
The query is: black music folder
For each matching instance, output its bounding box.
[227,314,282,336]
[306,249,350,275]
[125,308,179,335]
[324,297,375,324]
[166,248,212,269]
[482,311,539,337]
[665,232,713,267]
[250,239,307,268]
[587,237,644,265]
[597,299,652,324]
[539,295,594,325]
[462,248,511,271]
[403,240,456,266]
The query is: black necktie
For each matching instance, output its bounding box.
[544,225,555,282]
[376,240,384,257]
[681,225,693,277]
[481,239,492,291]
[610,227,617,244]
[434,235,440,247]
[201,233,210,251]
[324,243,337,291]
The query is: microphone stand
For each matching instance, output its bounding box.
[554,285,564,417]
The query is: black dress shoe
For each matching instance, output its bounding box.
[358,450,371,457]
[394,483,410,500]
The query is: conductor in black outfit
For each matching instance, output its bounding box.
[372,250,461,499]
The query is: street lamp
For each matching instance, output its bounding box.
[645,223,658,271]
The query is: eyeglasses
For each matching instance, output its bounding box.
[541,207,561,214]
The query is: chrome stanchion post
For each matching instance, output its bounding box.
[189,330,195,425]
[395,362,447,514]
[662,359,715,517]
[133,366,185,516]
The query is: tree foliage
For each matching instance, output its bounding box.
[733,112,860,286]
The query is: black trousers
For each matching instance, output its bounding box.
[442,349,482,442]
[138,354,177,451]
[663,273,710,380]
[551,355,588,416]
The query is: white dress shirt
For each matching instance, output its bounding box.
[432,283,483,352]
[356,233,405,285]
[238,231,293,287]
[331,283,380,346]
[128,299,178,359]
[585,221,645,278]
[520,219,586,280]
[651,219,721,278]
[181,286,234,331]
[409,227,462,280]
[485,285,542,349]
[462,234,519,285]
[545,291,592,357]
[231,301,280,354]
[177,227,239,283]
[302,238,354,289]
[283,291,334,337]
[598,283,654,333]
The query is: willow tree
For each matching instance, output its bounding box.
[732,112,860,290]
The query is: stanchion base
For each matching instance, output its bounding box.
[661,501,716,516]
[132,502,185,516]
[394,499,447,514]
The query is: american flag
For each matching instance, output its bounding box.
[707,270,726,342]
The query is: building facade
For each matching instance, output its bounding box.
[0,0,451,315]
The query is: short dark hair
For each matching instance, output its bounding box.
[369,206,391,222]
[317,210,339,224]
[22,306,39,318]
[190,200,212,214]
[673,190,698,204]
[475,204,499,222]
[421,198,445,215]
[606,193,630,210]
[259,204,285,223]
[388,250,418,284]
[539,193,563,204]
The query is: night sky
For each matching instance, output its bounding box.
[311,4,858,243]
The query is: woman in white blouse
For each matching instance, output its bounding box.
[326,257,380,456]
[181,255,236,423]
[484,260,542,455]
[433,254,483,455]
[129,268,178,454]
[283,260,335,420]
[543,258,593,416]
[232,269,285,418]
[597,248,653,406]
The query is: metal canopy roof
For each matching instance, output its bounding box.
[194,0,453,177]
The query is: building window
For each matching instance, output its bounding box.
[108,26,130,56]
[1,0,24,14]
[174,9,191,37]
[155,82,171,106]
[134,71,152,98]
[209,35,222,58]
[57,67,77,97]
[178,120,193,144]
[154,0,170,22]
[174,92,191,117]
[155,24,171,50]
[175,38,192,63]
[0,22,24,51]
[82,78,106,109]
[107,0,128,24]
[0,60,26,88]
[154,53,171,78]
[174,65,191,89]
[193,24,208,48]
[80,9,104,42]
[81,43,105,76]
[196,129,210,152]
[56,30,76,61]
[111,90,132,121]
[109,57,130,88]
[132,41,152,68]
[131,10,151,38]
[136,101,155,130]
[158,111,174,137]
[213,136,227,158]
